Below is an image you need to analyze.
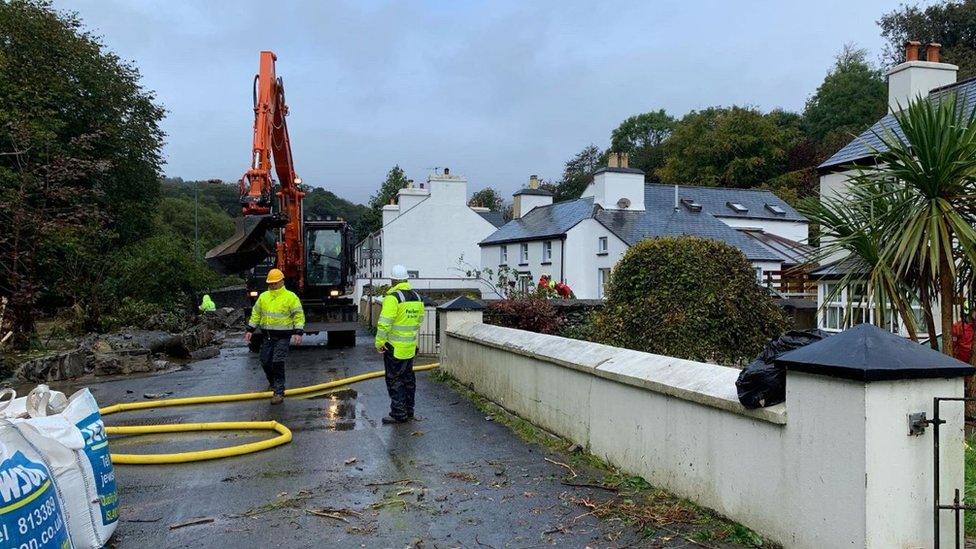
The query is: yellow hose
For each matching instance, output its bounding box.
[101,363,439,465]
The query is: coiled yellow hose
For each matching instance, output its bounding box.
[100,363,440,465]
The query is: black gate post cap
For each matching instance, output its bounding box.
[775,323,975,382]
[436,296,486,311]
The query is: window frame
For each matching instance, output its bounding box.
[499,245,508,265]
[597,236,608,254]
[597,268,611,299]
[542,241,552,263]
[519,242,529,264]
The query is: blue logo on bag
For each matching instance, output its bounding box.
[0,451,70,548]
[77,412,118,525]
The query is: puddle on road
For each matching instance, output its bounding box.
[303,388,368,431]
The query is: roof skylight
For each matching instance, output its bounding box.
[727,202,748,213]
[765,203,786,216]
[680,198,702,212]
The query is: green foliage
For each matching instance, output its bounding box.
[595,237,786,364]
[879,0,976,80]
[803,45,886,144]
[110,233,225,307]
[160,178,242,217]
[847,94,976,354]
[554,144,604,202]
[610,110,676,151]
[468,187,504,211]
[657,106,800,189]
[361,165,410,235]
[157,196,235,252]
[0,0,164,344]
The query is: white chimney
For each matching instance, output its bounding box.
[887,41,957,112]
[512,174,553,219]
[581,152,645,211]
[426,167,467,205]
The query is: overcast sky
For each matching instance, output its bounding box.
[57,0,906,204]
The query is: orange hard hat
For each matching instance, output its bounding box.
[266,269,285,284]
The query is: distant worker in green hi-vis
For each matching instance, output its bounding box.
[198,294,216,313]
[245,268,305,404]
[375,264,424,424]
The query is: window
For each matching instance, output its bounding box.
[519,243,529,264]
[598,236,608,254]
[518,272,532,294]
[542,241,552,263]
[407,270,419,279]
[598,268,611,299]
[727,201,748,213]
[819,282,918,335]
[500,245,508,265]
[765,203,786,216]
[681,198,702,212]
[755,267,763,283]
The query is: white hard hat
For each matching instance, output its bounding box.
[391,264,409,280]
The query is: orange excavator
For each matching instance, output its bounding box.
[206,51,357,349]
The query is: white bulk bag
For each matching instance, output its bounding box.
[0,419,74,549]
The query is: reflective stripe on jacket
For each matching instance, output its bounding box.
[247,287,305,336]
[375,282,424,359]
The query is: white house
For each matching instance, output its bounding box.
[479,154,809,300]
[353,168,505,299]
[814,41,958,336]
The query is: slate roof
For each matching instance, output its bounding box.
[479,186,790,262]
[647,183,805,222]
[479,197,595,245]
[513,188,554,196]
[818,76,976,171]
[741,230,814,266]
[477,211,506,228]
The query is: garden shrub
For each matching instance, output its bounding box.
[487,297,562,335]
[595,236,786,365]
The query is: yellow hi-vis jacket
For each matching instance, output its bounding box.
[375,282,424,359]
[247,287,305,336]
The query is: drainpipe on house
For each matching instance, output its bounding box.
[560,236,566,284]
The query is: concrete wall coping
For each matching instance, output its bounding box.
[447,322,787,425]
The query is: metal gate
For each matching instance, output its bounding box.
[925,396,972,548]
[417,307,438,356]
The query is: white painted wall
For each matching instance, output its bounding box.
[480,238,565,288]
[715,217,808,244]
[361,172,498,281]
[512,193,553,219]
[887,60,957,112]
[440,319,966,548]
[563,219,627,299]
[581,170,645,211]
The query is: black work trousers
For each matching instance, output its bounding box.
[260,335,290,396]
[383,343,416,420]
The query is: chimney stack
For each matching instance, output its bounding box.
[905,40,921,62]
[887,39,957,112]
[606,152,630,169]
[528,175,539,189]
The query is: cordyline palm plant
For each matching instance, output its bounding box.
[798,180,921,340]
[844,94,976,356]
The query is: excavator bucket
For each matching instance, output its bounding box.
[205,215,278,274]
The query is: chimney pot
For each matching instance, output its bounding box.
[607,153,619,169]
[443,167,450,176]
[926,42,942,63]
[407,179,414,189]
[528,175,539,189]
[905,40,922,62]
[619,152,629,169]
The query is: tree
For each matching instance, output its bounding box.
[854,94,976,357]
[803,45,887,144]
[360,165,410,236]
[610,110,676,181]
[301,186,370,240]
[879,0,976,80]
[0,1,164,345]
[468,187,504,211]
[656,106,799,188]
[554,145,604,202]
[594,237,786,364]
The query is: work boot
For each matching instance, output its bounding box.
[270,394,284,405]
[381,415,407,425]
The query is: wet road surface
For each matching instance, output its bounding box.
[88,331,649,548]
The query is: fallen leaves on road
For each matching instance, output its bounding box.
[305,507,363,523]
[168,517,214,530]
[445,471,478,483]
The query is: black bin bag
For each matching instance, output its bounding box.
[735,329,830,409]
